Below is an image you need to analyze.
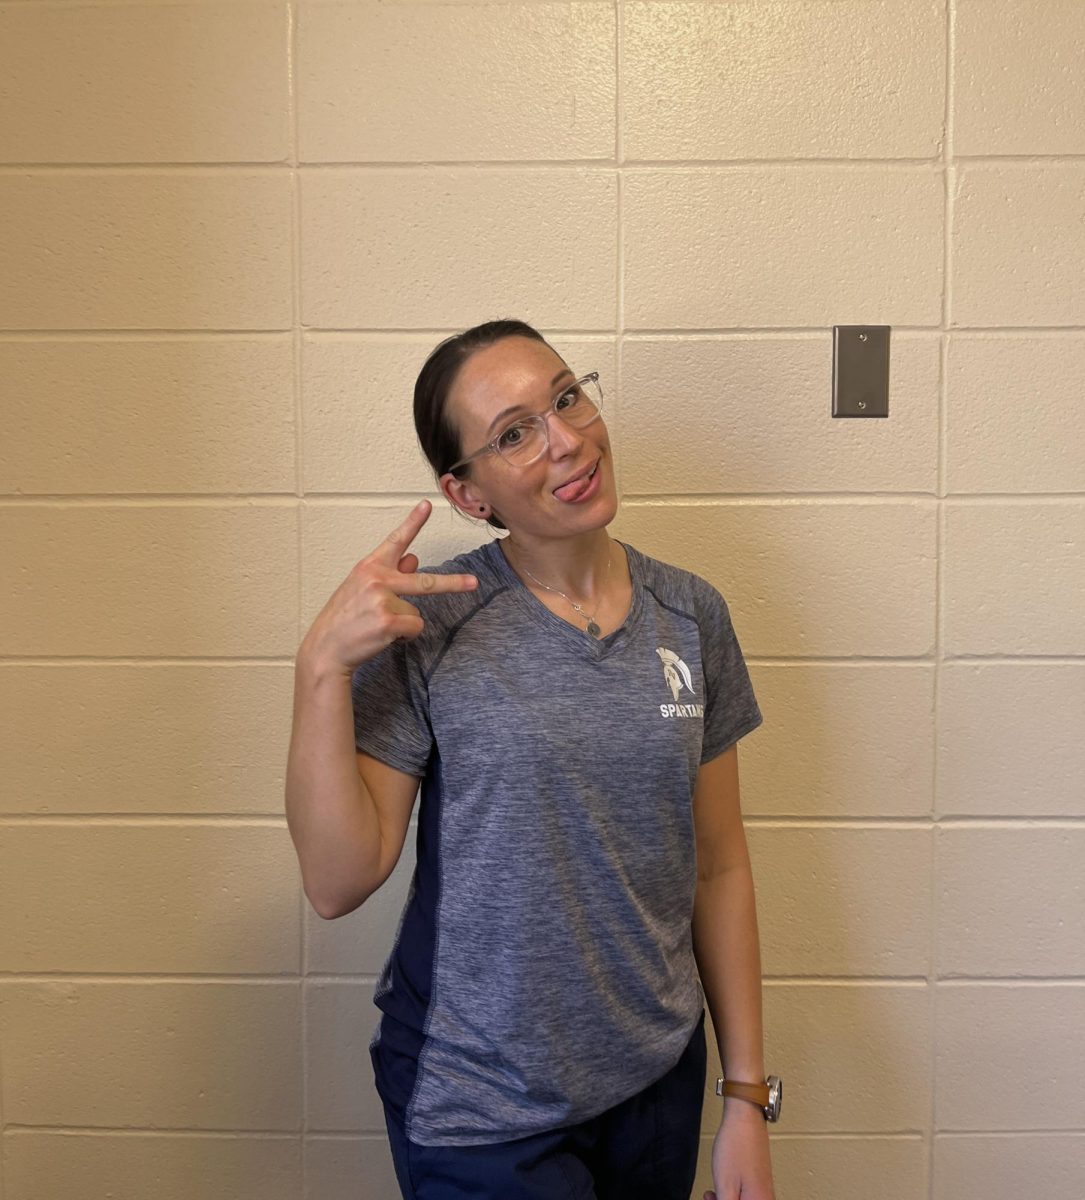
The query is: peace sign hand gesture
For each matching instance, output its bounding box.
[299,500,478,679]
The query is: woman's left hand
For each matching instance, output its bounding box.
[702,1102,776,1200]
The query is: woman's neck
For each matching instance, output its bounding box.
[499,528,616,598]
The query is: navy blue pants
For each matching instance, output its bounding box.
[380,1010,707,1199]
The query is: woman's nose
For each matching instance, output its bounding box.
[544,409,584,456]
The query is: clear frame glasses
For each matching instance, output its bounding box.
[448,372,604,473]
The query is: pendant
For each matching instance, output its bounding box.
[586,619,601,638]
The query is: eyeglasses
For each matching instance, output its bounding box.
[448,372,604,472]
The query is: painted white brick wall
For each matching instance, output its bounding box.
[1,2,1082,1197]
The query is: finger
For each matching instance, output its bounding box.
[380,597,424,643]
[395,571,478,596]
[386,613,426,643]
[373,499,432,567]
[398,552,420,575]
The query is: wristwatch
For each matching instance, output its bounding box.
[715,1074,782,1122]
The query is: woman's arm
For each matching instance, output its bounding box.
[284,501,475,919]
[691,743,776,1200]
[285,653,417,918]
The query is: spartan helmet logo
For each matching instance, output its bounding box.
[656,647,695,702]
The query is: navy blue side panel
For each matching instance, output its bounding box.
[371,754,444,1124]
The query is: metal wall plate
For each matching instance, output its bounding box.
[832,325,890,418]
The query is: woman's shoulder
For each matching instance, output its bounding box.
[623,541,728,612]
[419,539,493,578]
[419,539,506,590]
[410,540,508,635]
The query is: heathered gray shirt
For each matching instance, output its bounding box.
[351,538,762,1146]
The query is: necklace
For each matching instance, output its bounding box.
[515,548,612,639]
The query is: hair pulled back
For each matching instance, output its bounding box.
[413,318,561,531]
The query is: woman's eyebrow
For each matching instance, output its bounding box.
[483,369,576,438]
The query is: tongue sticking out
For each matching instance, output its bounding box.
[555,471,592,503]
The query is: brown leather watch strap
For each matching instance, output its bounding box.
[717,1078,771,1109]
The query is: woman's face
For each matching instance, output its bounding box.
[439,336,618,542]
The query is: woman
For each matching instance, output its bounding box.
[285,319,777,1200]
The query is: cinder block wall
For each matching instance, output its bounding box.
[1,2,1083,1198]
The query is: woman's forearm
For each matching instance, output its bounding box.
[691,860,767,1082]
[284,650,383,917]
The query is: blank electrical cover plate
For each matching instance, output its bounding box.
[832,325,890,418]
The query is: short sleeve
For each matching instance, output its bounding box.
[350,640,434,778]
[697,583,763,763]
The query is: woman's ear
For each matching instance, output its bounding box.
[439,471,490,520]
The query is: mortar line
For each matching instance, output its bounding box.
[9,155,1085,172]
[7,490,1085,505]
[929,2,956,1190]
[0,816,290,826]
[7,813,1085,828]
[4,1120,1082,1138]
[0,1004,5,1200]
[614,0,625,505]
[10,323,1085,339]
[284,1,311,1182]
[0,1124,310,1137]
[3,653,1084,667]
[7,324,1085,338]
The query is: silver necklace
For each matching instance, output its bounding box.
[517,549,612,639]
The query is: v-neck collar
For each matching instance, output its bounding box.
[483,537,644,661]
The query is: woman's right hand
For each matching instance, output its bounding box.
[298,499,478,679]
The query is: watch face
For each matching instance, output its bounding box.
[766,1075,782,1122]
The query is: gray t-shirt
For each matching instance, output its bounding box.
[351,537,762,1146]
